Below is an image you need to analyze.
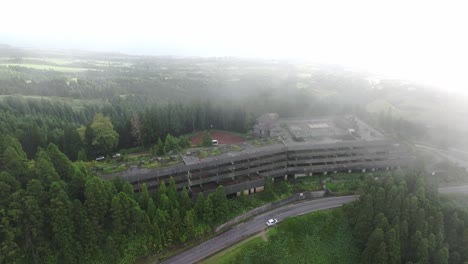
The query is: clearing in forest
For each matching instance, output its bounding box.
[190,131,246,146]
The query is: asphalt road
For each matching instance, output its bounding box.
[439,185,468,194]
[159,185,468,264]
[415,143,468,170]
[159,196,358,264]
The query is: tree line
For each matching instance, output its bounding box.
[0,95,249,160]
[345,171,468,264]
[0,134,232,263]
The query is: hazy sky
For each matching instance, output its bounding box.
[1,0,467,92]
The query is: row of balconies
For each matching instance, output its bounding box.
[130,141,410,193]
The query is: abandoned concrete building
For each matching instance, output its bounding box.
[110,115,413,197]
[252,113,279,137]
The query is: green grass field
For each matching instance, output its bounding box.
[0,63,94,72]
[200,233,266,264]
[203,208,360,264]
[0,95,107,112]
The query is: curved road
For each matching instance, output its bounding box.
[414,143,468,170]
[439,185,468,194]
[159,185,468,264]
[159,196,358,264]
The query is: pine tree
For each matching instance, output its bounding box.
[434,247,449,264]
[385,228,400,264]
[49,182,77,263]
[168,176,179,209]
[156,137,165,156]
[164,134,179,153]
[157,180,167,202]
[71,199,86,260]
[201,131,212,147]
[46,143,75,181]
[375,213,389,231]
[63,126,82,161]
[214,185,229,223]
[2,146,30,185]
[261,177,277,201]
[183,209,196,242]
[84,177,111,247]
[354,194,375,247]
[203,194,215,224]
[400,220,409,260]
[0,171,20,209]
[0,209,19,263]
[122,182,135,198]
[139,183,150,211]
[34,149,60,186]
[9,190,49,263]
[170,208,182,242]
[179,186,192,215]
[194,192,205,220]
[415,238,429,264]
[362,228,386,264]
[68,163,87,201]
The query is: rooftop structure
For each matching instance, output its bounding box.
[253,113,279,137]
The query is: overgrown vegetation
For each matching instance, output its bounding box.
[0,135,233,263]
[2,46,468,264]
[201,233,266,264]
[224,209,360,264]
[227,180,293,219]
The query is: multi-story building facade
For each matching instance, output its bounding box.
[108,115,413,197]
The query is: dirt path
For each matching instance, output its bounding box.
[261,229,268,241]
[190,131,246,146]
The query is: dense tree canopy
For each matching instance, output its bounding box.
[345,172,468,264]
[88,113,119,156]
[0,135,231,263]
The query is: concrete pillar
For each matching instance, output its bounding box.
[255,186,264,193]
[323,171,328,175]
[250,188,255,194]
[362,169,366,173]
[284,175,288,180]
[371,168,375,171]
[348,170,352,173]
[237,191,241,197]
[243,190,249,195]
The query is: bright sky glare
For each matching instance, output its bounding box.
[1,0,467,92]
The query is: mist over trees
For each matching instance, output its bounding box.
[0,135,233,263]
[0,48,441,160]
[345,172,468,264]
[1,47,467,264]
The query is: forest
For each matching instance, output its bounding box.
[1,47,467,264]
[0,46,432,162]
[345,172,468,264]
[0,134,237,263]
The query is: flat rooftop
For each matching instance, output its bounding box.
[180,116,386,165]
[181,140,285,165]
[275,116,385,146]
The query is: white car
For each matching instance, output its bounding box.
[266,218,278,227]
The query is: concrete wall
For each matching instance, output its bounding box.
[215,190,326,233]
